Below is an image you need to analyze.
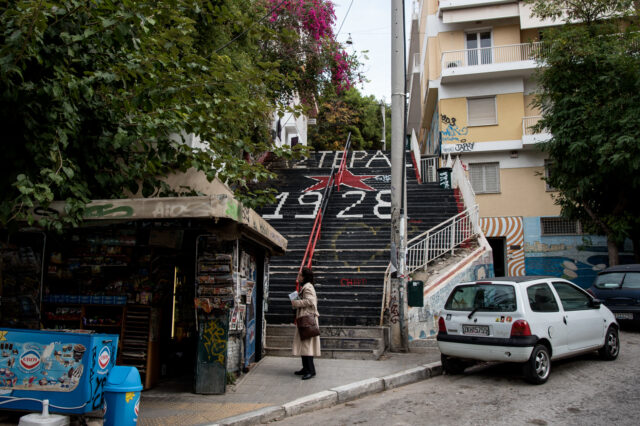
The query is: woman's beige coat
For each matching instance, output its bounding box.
[292,282,321,357]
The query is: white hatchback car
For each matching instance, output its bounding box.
[437,276,620,384]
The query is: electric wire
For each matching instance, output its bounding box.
[336,0,355,36]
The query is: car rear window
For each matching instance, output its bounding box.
[594,272,624,289]
[622,272,640,289]
[445,284,516,312]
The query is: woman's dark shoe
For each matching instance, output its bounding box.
[294,369,307,375]
[302,373,316,380]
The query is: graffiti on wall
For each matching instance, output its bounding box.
[481,217,525,276]
[407,251,494,341]
[522,218,636,288]
[439,114,478,154]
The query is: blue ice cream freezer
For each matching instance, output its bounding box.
[0,328,119,414]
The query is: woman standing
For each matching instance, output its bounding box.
[291,267,320,380]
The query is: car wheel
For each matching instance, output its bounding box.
[599,325,620,360]
[441,354,466,375]
[523,344,550,385]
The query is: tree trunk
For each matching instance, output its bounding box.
[607,237,620,267]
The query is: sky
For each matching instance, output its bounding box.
[332,0,414,102]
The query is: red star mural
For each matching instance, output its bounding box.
[304,169,377,192]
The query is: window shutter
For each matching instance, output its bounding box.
[469,165,484,192]
[469,162,499,193]
[484,163,499,192]
[468,97,497,126]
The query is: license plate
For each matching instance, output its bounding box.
[615,312,634,320]
[462,325,490,336]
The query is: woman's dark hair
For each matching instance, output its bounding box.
[300,267,314,284]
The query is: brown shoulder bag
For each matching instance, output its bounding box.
[297,314,320,339]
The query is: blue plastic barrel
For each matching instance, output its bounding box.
[103,366,143,426]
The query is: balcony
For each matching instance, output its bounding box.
[441,42,546,83]
[522,116,551,145]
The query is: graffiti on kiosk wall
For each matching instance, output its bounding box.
[200,318,227,365]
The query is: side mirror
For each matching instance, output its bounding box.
[590,298,602,308]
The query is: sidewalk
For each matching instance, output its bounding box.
[139,348,442,425]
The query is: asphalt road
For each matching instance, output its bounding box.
[276,327,640,426]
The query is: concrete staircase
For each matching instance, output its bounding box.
[259,150,460,358]
[265,324,388,360]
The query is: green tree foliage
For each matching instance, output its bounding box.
[528,0,640,264]
[308,87,389,151]
[525,0,635,23]
[0,0,358,230]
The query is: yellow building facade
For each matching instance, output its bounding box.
[406,0,617,284]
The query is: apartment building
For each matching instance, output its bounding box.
[406,0,633,287]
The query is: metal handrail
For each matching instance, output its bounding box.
[522,115,545,136]
[297,133,352,290]
[406,205,479,274]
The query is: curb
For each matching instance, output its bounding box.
[211,361,442,425]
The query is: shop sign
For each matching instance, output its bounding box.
[97,346,111,372]
[19,348,41,372]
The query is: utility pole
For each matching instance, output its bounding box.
[390,0,408,352]
[381,102,386,151]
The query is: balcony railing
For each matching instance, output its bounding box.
[523,115,553,135]
[523,116,542,135]
[442,41,546,71]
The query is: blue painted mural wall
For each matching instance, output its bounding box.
[523,217,635,289]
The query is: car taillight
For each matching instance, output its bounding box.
[510,319,531,337]
[438,316,447,334]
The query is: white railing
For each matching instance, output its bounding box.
[441,41,546,71]
[421,157,438,183]
[410,130,422,181]
[451,156,477,226]
[522,115,550,135]
[406,205,480,274]
[380,154,482,324]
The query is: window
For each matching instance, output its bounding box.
[544,160,556,191]
[622,272,640,289]
[552,282,592,311]
[527,284,559,313]
[469,162,500,193]
[467,97,497,126]
[540,217,581,235]
[466,31,492,65]
[594,273,624,289]
[445,284,516,312]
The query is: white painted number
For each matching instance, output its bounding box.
[336,191,366,218]
[295,192,322,218]
[263,192,289,219]
[374,190,391,219]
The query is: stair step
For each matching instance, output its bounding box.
[260,150,460,326]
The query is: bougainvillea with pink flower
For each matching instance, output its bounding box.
[264,0,361,95]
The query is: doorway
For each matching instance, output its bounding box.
[466,31,492,65]
[487,237,507,277]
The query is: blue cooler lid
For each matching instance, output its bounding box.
[104,366,143,392]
